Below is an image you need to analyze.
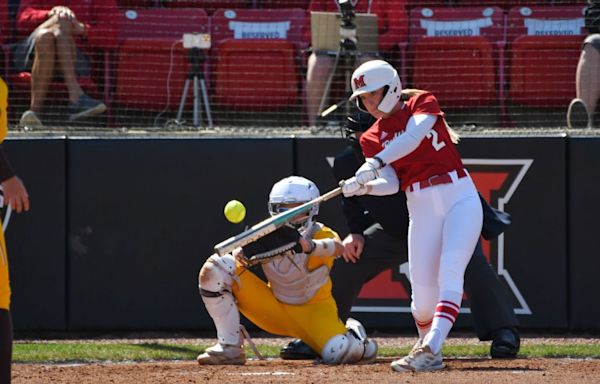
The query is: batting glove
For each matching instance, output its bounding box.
[355,157,384,185]
[342,177,368,197]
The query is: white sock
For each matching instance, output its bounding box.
[424,291,462,354]
[414,318,432,339]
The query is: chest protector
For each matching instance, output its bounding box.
[261,251,329,305]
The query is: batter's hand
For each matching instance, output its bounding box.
[355,158,380,185]
[1,176,29,213]
[342,233,365,263]
[341,177,368,197]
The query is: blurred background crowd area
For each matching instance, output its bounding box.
[0,0,591,131]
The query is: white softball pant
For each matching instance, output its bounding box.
[405,170,483,321]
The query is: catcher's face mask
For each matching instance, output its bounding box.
[269,203,311,228]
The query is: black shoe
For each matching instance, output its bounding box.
[68,94,107,121]
[566,98,590,129]
[279,339,318,360]
[490,327,520,359]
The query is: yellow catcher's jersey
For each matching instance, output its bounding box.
[304,223,340,302]
[0,77,7,142]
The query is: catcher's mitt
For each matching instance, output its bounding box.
[241,225,303,267]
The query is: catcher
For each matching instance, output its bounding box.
[197,176,378,365]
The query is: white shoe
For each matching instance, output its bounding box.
[390,344,443,372]
[409,338,423,353]
[19,110,43,129]
[196,343,246,365]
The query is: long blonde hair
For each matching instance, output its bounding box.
[400,89,460,144]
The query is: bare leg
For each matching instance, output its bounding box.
[576,42,600,126]
[52,18,84,104]
[29,29,56,113]
[305,53,334,127]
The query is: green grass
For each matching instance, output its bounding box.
[12,342,600,364]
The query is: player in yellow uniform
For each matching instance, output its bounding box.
[197,176,377,365]
[0,78,30,383]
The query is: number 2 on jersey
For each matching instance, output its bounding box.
[426,130,446,151]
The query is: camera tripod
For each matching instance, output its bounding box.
[175,48,213,129]
[317,35,361,124]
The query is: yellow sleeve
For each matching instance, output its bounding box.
[311,225,341,241]
[306,224,340,270]
[0,78,8,143]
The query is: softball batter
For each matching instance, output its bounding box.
[197,176,377,365]
[342,60,483,372]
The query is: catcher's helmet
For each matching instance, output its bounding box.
[343,110,376,141]
[349,60,402,114]
[268,176,320,232]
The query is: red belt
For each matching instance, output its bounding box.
[408,169,467,192]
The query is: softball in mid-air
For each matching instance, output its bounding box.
[223,200,246,224]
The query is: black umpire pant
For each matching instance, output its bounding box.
[330,223,518,341]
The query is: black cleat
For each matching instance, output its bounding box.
[491,327,520,359]
[280,339,318,360]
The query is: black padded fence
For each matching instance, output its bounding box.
[2,135,594,331]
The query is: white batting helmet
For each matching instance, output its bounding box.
[349,60,402,114]
[268,176,320,232]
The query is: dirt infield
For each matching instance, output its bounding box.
[13,358,600,384]
[11,334,600,383]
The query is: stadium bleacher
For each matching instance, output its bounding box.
[506,4,586,107]
[114,8,210,114]
[1,0,593,129]
[209,8,307,111]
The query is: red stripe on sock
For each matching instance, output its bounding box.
[435,312,456,324]
[435,301,460,321]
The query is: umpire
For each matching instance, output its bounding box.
[281,111,520,360]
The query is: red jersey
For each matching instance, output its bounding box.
[359,92,464,191]
[16,0,121,50]
[305,0,409,51]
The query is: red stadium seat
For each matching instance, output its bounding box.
[456,1,548,9]
[0,0,10,79]
[408,6,505,109]
[116,0,159,9]
[257,0,311,9]
[114,8,209,111]
[162,0,252,15]
[506,5,586,107]
[210,8,307,110]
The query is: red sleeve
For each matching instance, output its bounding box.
[86,0,121,50]
[16,0,51,37]
[359,129,381,159]
[411,92,443,116]
[373,0,408,52]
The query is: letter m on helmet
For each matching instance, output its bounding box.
[353,74,366,90]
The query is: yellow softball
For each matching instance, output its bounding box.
[223,200,246,224]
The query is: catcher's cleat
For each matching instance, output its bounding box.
[490,327,520,359]
[196,343,246,365]
[280,339,318,360]
[390,344,443,372]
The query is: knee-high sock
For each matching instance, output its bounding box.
[423,291,462,355]
[0,309,12,384]
[414,318,432,340]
